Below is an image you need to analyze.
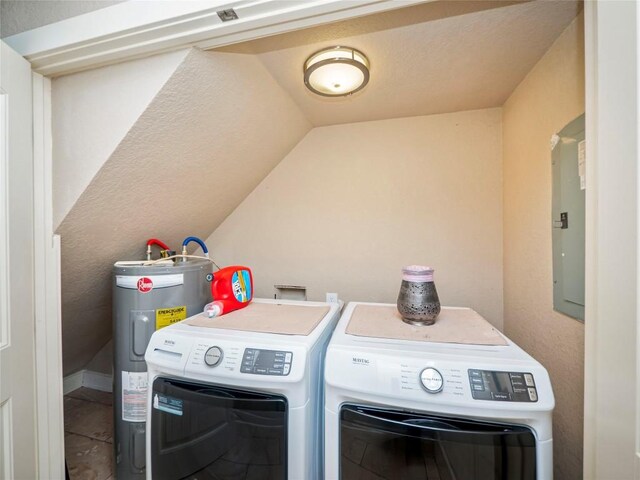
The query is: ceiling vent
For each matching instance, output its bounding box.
[217,9,239,22]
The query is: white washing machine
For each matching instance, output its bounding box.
[325,302,555,480]
[145,298,340,480]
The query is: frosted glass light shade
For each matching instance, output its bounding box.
[304,46,370,97]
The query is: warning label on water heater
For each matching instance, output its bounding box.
[122,371,148,422]
[156,305,187,329]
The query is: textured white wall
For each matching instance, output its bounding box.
[206,109,504,328]
[502,14,584,480]
[52,49,188,229]
[57,49,311,374]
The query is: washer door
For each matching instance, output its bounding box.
[340,404,536,480]
[151,378,287,480]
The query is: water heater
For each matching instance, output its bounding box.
[112,257,211,479]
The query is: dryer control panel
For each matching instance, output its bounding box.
[468,369,538,402]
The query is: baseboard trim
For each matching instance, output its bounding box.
[63,369,113,394]
[62,370,84,395]
[83,370,113,392]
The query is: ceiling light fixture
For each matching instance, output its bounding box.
[303,46,370,97]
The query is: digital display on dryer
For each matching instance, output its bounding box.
[240,348,292,376]
[468,369,538,402]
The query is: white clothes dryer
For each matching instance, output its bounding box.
[324,302,555,480]
[145,298,340,480]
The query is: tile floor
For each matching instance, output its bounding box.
[64,387,114,480]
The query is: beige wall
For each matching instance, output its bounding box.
[206,108,504,328]
[502,13,584,480]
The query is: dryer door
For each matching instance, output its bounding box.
[340,404,536,480]
[151,377,287,480]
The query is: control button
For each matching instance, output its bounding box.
[204,346,223,367]
[524,374,535,387]
[492,392,510,401]
[528,388,538,402]
[255,368,268,374]
[283,364,291,375]
[419,368,444,393]
[285,352,292,363]
[472,384,484,391]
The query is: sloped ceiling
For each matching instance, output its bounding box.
[52,49,189,229]
[57,49,311,374]
[219,0,581,126]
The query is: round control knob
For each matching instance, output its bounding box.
[204,346,223,367]
[419,367,444,393]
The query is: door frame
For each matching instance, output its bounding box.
[13,1,640,478]
[32,72,65,479]
[583,2,640,478]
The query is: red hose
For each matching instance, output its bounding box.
[146,238,170,250]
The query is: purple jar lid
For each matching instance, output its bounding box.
[402,265,434,282]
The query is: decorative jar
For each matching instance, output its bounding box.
[397,265,441,326]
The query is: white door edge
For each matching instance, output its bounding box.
[0,39,38,480]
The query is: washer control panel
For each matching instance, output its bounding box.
[468,369,538,402]
[240,348,292,376]
[204,346,223,367]
[419,367,444,393]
